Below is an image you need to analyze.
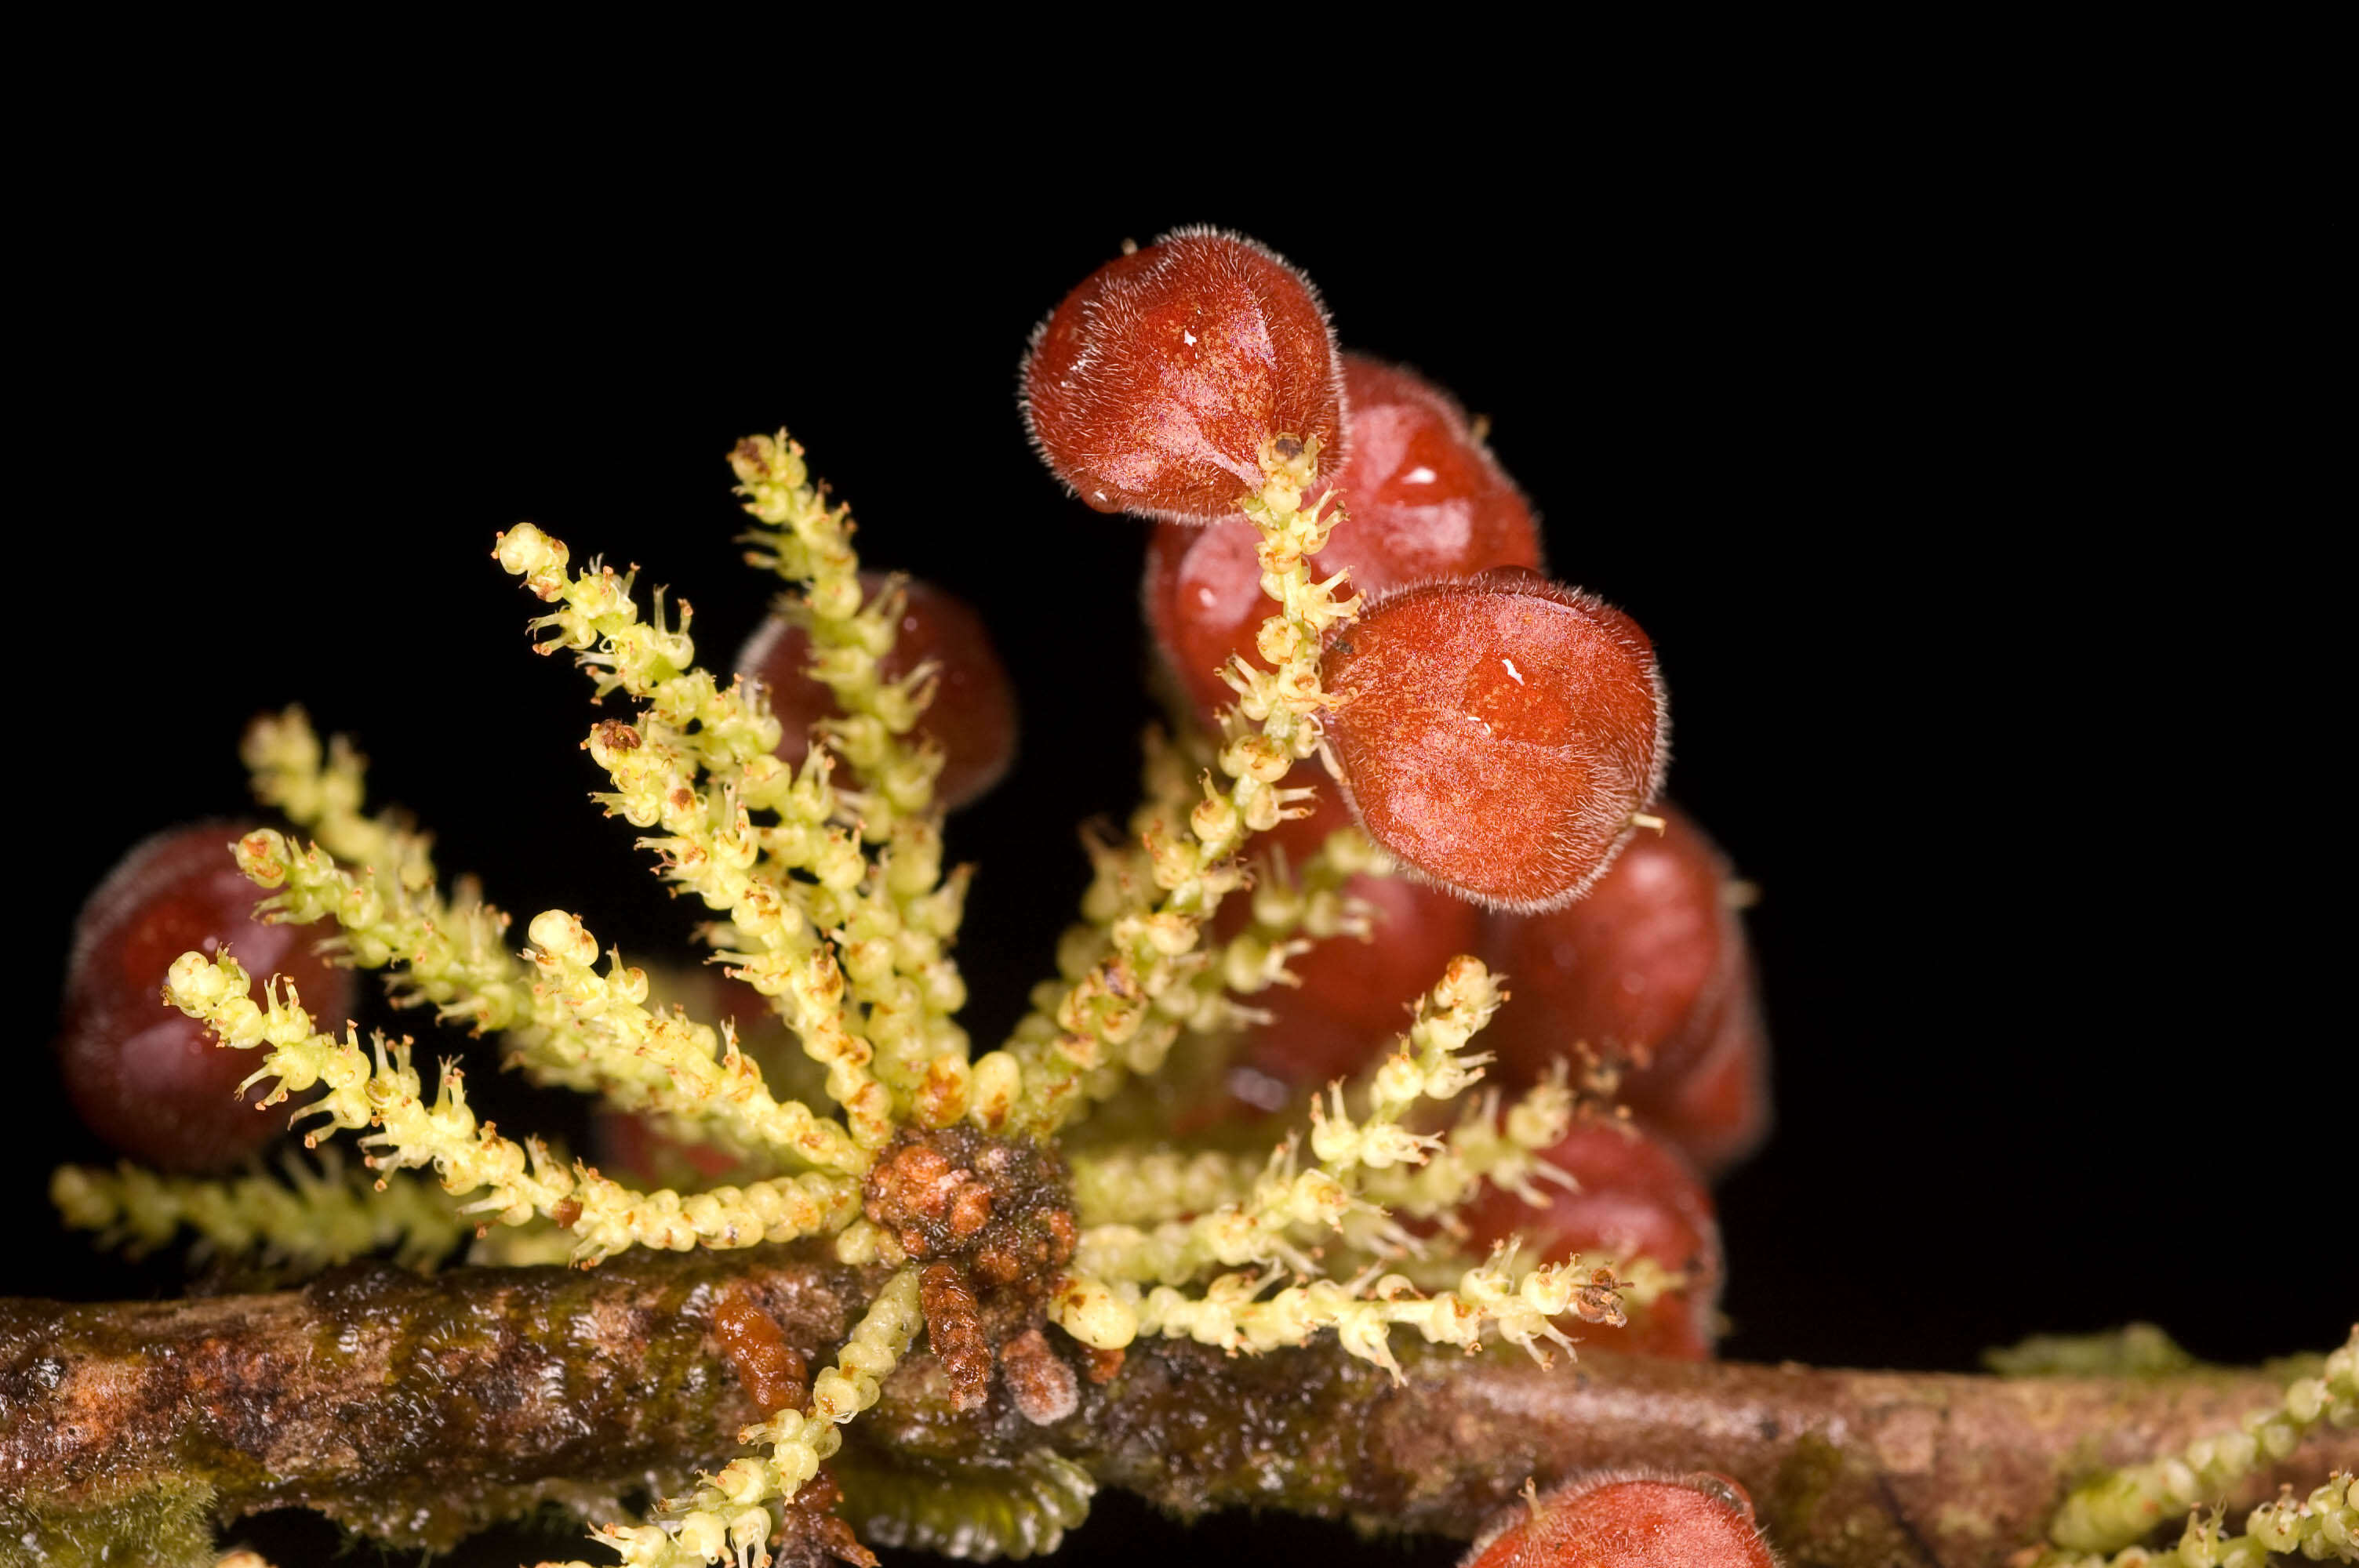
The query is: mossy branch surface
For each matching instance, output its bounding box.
[6,1261,2352,1568]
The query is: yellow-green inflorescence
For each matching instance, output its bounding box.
[51,1152,469,1273]
[2041,1325,2359,1561]
[52,429,1645,1568]
[2031,1471,2355,1567]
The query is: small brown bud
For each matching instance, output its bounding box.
[712,1283,809,1417]
[919,1263,990,1414]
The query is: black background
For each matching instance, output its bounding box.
[13,151,2345,1567]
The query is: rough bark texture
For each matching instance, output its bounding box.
[0,1245,878,1561]
[1049,1346,2355,1566]
[2,1250,2350,1568]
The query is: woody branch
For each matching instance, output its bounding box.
[5,1254,2349,1568]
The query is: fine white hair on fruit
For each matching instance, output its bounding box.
[1321,571,1670,914]
[1018,226,1350,526]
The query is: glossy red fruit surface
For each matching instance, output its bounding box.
[1145,354,1543,727]
[1462,1472,1778,1568]
[1021,228,1344,524]
[1483,804,1772,1174]
[59,822,351,1172]
[1321,573,1667,911]
[737,572,1017,810]
[1462,1120,1722,1360]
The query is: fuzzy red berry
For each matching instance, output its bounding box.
[1460,1120,1723,1360]
[1320,572,1667,911]
[1145,353,1543,727]
[1483,804,1772,1174]
[736,572,1017,810]
[1021,228,1345,524]
[58,822,351,1172]
[1463,1472,1778,1568]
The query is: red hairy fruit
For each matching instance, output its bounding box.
[1145,354,1543,727]
[58,822,351,1173]
[736,572,1017,811]
[1462,1472,1778,1568]
[1461,1120,1723,1360]
[1021,227,1345,524]
[1321,572,1667,911]
[1483,803,1772,1174]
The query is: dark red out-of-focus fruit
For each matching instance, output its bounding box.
[1321,572,1667,912]
[593,967,787,1189]
[737,572,1017,811]
[1021,227,1345,524]
[1145,353,1543,727]
[1461,1120,1723,1360]
[1484,803,1772,1174]
[1214,869,1485,1118]
[1462,1471,1779,1568]
[593,1105,749,1192]
[58,822,350,1172]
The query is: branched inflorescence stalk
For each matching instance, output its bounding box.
[1038,728,1384,1091]
[159,953,858,1264]
[1063,1064,1619,1301]
[982,439,1352,1139]
[1050,956,1624,1379]
[2045,1326,2359,1557]
[492,510,907,1159]
[234,724,867,1178]
[729,433,977,1128]
[239,710,534,1036]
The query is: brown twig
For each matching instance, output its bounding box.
[2,1250,2350,1568]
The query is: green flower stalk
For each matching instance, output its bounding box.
[985,437,1350,1138]
[2032,1470,2355,1566]
[160,950,860,1263]
[49,1152,466,1272]
[2046,1327,2359,1555]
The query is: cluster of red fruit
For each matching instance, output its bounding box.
[1022,230,1774,1363]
